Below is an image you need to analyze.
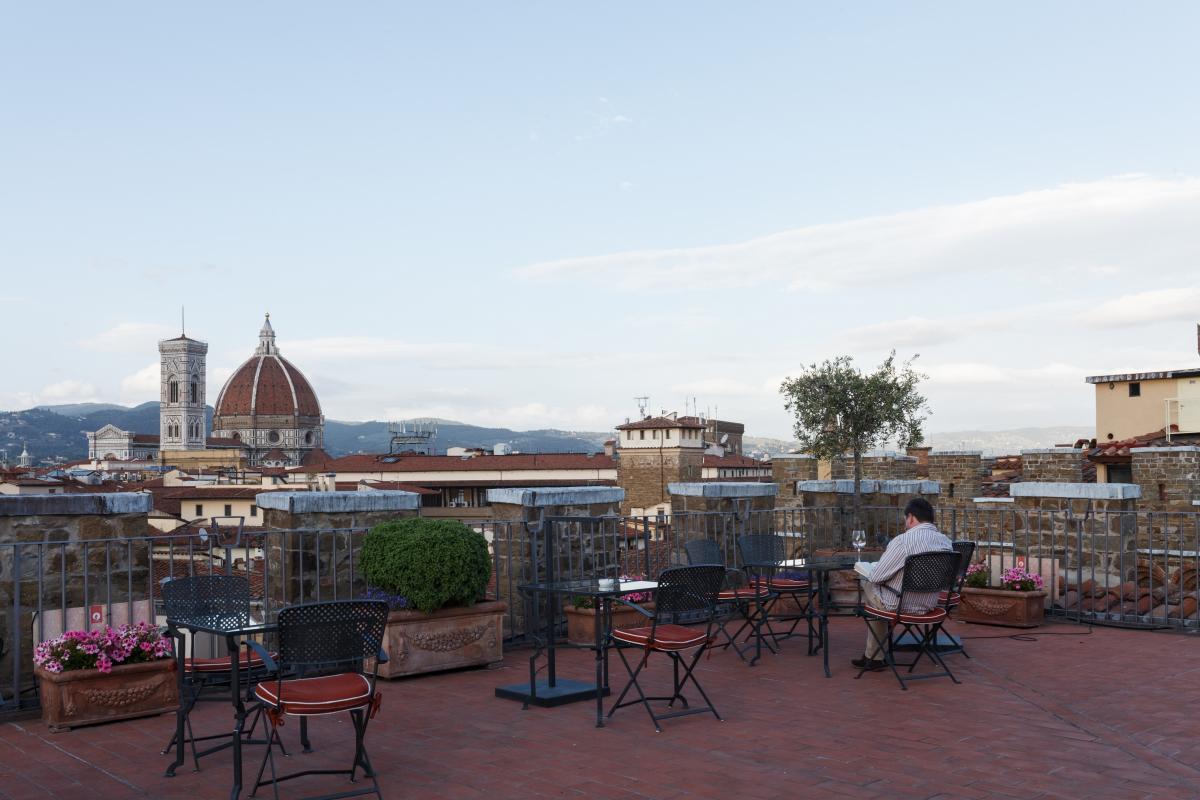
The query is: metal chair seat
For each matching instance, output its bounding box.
[185,651,269,674]
[862,604,947,625]
[938,590,962,608]
[253,673,376,717]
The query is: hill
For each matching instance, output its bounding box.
[1,403,608,464]
[743,425,1094,457]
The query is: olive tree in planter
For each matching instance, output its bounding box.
[360,517,507,678]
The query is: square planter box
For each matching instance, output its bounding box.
[958,587,1047,628]
[36,658,179,732]
[564,603,654,646]
[376,600,507,679]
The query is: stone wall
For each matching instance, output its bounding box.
[927,451,984,506]
[1022,448,1085,483]
[831,453,918,480]
[793,479,940,549]
[616,447,702,514]
[771,455,817,508]
[1131,447,1200,511]
[1,493,153,703]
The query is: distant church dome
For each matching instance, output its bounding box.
[211,315,324,467]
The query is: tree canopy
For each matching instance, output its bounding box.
[780,352,928,525]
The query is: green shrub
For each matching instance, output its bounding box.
[359,517,491,614]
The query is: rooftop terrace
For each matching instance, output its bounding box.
[1,618,1197,800]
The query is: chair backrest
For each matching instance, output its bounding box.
[684,539,722,566]
[737,534,786,567]
[951,541,976,589]
[161,574,251,619]
[276,600,389,673]
[899,552,961,597]
[653,565,725,622]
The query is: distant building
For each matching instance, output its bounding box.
[704,419,745,456]
[17,443,32,468]
[158,332,208,451]
[1086,324,1200,442]
[614,414,705,516]
[87,425,161,461]
[212,315,325,468]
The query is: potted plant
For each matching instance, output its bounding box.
[360,517,507,678]
[563,577,654,646]
[957,563,1047,628]
[34,622,178,732]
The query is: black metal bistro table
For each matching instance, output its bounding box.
[496,578,657,727]
[780,553,881,678]
[164,612,276,800]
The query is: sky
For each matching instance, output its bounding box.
[2,3,1199,440]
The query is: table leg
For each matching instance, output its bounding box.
[164,626,186,777]
[594,600,605,728]
[228,635,245,800]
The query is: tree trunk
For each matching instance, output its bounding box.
[852,449,863,537]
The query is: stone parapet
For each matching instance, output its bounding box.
[668,482,776,514]
[1131,447,1200,511]
[927,451,984,506]
[772,455,818,506]
[486,487,624,508]
[1021,449,1085,483]
[258,490,420,531]
[1009,483,1141,500]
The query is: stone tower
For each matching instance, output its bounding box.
[159,332,208,451]
[614,414,705,516]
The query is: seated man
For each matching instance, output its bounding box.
[852,497,952,671]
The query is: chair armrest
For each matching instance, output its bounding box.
[243,639,278,672]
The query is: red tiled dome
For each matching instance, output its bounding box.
[214,355,321,417]
[213,316,322,419]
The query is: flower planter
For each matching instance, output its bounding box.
[564,603,654,646]
[375,600,507,679]
[36,658,179,732]
[958,587,1047,628]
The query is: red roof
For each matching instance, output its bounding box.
[292,452,616,474]
[616,416,705,431]
[1088,425,1200,461]
[214,354,321,419]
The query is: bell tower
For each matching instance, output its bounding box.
[159,327,208,452]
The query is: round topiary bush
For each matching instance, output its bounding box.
[359,517,491,614]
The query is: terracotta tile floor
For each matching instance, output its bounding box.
[2,618,1199,800]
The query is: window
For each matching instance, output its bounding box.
[639,430,645,440]
[249,505,258,517]
[652,430,658,439]
[169,381,179,403]
[195,504,203,516]
[224,504,232,516]
[1129,382,1141,397]
[665,430,671,439]
[1106,464,1133,483]
[189,382,198,403]
[626,431,632,440]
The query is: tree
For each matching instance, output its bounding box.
[780,352,928,531]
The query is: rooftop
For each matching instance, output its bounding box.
[1,620,1196,799]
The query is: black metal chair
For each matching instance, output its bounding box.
[607,565,726,732]
[736,534,814,648]
[247,600,390,800]
[161,574,274,771]
[684,539,776,664]
[857,551,962,690]
[942,540,976,658]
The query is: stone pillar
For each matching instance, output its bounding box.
[1021,448,1085,483]
[1131,446,1200,511]
[830,452,918,480]
[771,455,817,508]
[256,490,421,607]
[927,451,984,506]
[484,487,626,639]
[1,493,153,701]
[906,446,932,477]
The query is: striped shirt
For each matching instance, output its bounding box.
[867,522,952,612]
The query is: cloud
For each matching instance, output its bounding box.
[922,362,1086,386]
[1082,287,1200,328]
[840,317,978,349]
[39,380,99,403]
[82,322,176,353]
[671,378,766,397]
[514,175,1200,291]
[119,363,160,399]
[285,336,611,371]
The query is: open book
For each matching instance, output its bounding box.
[853,562,876,580]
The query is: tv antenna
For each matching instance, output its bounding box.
[634,396,650,419]
[388,420,438,455]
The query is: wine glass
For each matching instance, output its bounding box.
[851,529,866,559]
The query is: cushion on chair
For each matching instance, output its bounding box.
[718,585,772,600]
[862,605,947,624]
[938,590,962,607]
[767,577,810,591]
[186,650,268,674]
[612,624,711,651]
[254,673,375,716]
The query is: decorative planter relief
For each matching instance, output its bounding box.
[958,587,1047,628]
[36,659,179,732]
[376,600,507,678]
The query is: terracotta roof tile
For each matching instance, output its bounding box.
[291,452,616,474]
[616,416,705,431]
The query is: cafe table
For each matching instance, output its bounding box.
[164,612,276,800]
[772,553,882,677]
[495,577,657,727]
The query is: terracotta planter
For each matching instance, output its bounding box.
[36,658,179,732]
[958,587,1047,628]
[375,600,507,679]
[563,603,654,646]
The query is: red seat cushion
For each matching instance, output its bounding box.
[186,650,267,674]
[767,578,810,591]
[612,624,710,651]
[254,673,375,717]
[939,591,962,607]
[862,605,947,625]
[718,585,772,600]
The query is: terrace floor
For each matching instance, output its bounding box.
[1,617,1199,800]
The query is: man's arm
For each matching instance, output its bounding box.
[868,535,908,585]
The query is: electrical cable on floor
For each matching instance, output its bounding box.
[956,625,1097,642]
